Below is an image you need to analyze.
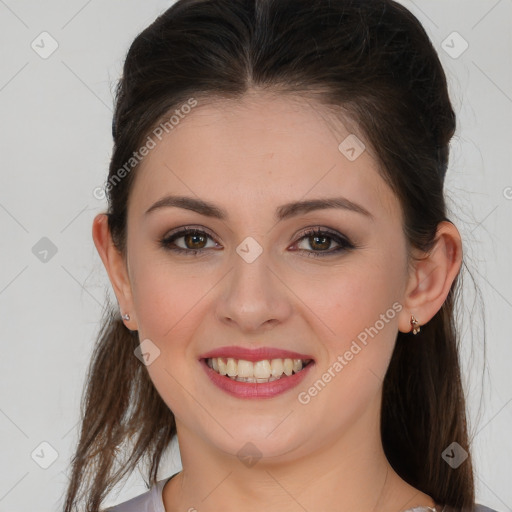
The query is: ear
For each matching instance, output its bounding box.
[398,221,463,334]
[92,213,137,330]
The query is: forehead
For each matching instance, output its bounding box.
[128,92,401,224]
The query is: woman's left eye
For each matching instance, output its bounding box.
[291,228,355,257]
[160,227,355,258]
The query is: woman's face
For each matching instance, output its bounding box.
[122,93,412,462]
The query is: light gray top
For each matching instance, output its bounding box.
[104,474,499,512]
[105,477,169,512]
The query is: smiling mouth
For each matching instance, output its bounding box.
[204,357,314,383]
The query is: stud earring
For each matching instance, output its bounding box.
[410,315,421,335]
[121,312,130,321]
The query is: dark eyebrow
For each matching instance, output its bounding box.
[145,195,374,221]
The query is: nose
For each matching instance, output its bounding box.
[215,245,293,336]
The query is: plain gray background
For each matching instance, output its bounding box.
[0,1,511,511]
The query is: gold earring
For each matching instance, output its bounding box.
[410,315,421,335]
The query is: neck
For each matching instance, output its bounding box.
[163,394,435,512]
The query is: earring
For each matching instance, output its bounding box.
[121,312,130,321]
[410,315,421,335]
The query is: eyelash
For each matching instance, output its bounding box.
[159,226,356,258]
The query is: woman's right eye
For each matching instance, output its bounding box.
[160,228,219,256]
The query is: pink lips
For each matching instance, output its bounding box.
[200,346,314,362]
[199,346,315,399]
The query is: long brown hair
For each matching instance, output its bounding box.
[64,1,481,510]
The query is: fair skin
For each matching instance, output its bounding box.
[93,92,462,512]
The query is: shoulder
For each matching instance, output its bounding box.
[442,504,501,512]
[103,478,169,512]
[474,505,501,512]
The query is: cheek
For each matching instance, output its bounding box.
[297,255,403,337]
[128,258,215,418]
[292,258,404,438]
[129,251,213,341]
[289,245,406,382]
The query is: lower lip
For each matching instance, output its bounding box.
[200,359,314,399]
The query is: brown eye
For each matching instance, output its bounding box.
[293,228,355,258]
[306,234,332,251]
[160,228,218,255]
[182,232,208,250]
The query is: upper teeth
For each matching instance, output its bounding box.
[207,357,311,381]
